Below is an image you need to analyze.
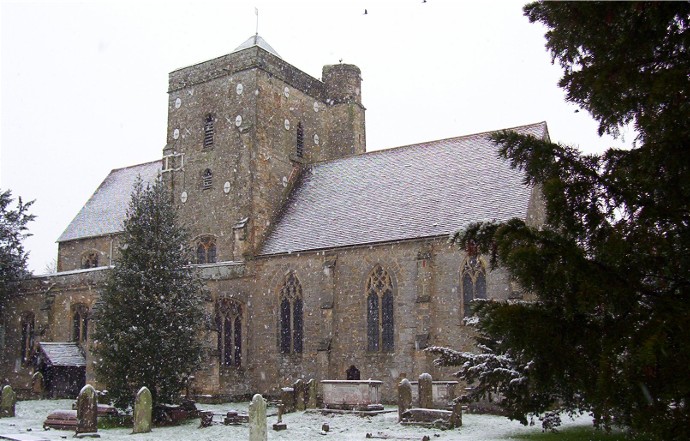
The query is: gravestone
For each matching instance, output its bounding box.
[76,384,98,434]
[272,403,287,431]
[418,373,433,409]
[346,365,360,380]
[132,386,152,434]
[306,379,317,409]
[293,379,305,411]
[1,385,17,417]
[449,400,463,428]
[248,394,267,441]
[32,372,45,398]
[397,379,412,422]
[199,410,213,428]
[280,387,295,413]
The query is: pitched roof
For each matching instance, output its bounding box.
[57,160,161,243]
[232,34,281,58]
[260,122,548,256]
[38,342,86,367]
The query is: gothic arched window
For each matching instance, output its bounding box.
[279,272,303,354]
[72,303,89,344]
[203,114,215,148]
[366,265,395,352]
[20,311,35,365]
[461,256,487,317]
[296,122,304,157]
[217,299,243,367]
[81,251,99,269]
[196,236,217,264]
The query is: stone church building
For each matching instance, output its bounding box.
[1,36,547,401]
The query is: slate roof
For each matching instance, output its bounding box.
[232,35,281,58]
[58,160,161,242]
[38,342,86,367]
[260,122,548,256]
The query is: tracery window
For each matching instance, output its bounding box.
[366,265,395,352]
[203,114,215,148]
[217,299,242,367]
[279,272,303,354]
[72,303,89,344]
[202,168,213,190]
[20,311,35,365]
[296,122,304,157]
[196,236,217,264]
[461,256,486,317]
[81,251,99,269]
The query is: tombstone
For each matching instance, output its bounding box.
[346,365,361,380]
[306,379,317,409]
[132,386,152,434]
[449,400,463,428]
[32,371,45,398]
[418,373,433,409]
[272,403,287,431]
[248,394,267,441]
[76,384,98,434]
[0,385,17,417]
[397,379,412,422]
[293,379,305,411]
[280,387,295,413]
[199,410,214,428]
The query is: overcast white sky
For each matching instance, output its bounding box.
[1,0,632,274]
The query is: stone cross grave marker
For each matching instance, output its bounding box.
[1,385,17,417]
[418,373,433,409]
[249,394,267,441]
[76,384,98,434]
[397,378,412,422]
[132,386,152,434]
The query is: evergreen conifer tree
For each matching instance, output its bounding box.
[430,3,690,439]
[0,189,35,303]
[94,178,204,409]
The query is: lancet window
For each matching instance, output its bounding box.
[217,299,242,367]
[279,272,303,354]
[461,256,487,317]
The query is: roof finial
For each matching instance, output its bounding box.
[255,7,259,43]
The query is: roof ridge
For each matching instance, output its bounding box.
[109,158,161,174]
[309,121,547,168]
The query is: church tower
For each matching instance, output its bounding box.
[162,36,366,262]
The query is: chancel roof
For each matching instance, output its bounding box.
[38,342,86,367]
[260,122,548,256]
[57,160,161,243]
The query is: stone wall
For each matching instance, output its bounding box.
[247,236,513,402]
[57,235,119,272]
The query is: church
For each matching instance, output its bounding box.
[1,35,547,402]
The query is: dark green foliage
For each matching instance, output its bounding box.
[512,425,652,441]
[94,179,204,410]
[431,3,690,440]
[0,189,35,302]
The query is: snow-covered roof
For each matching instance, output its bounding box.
[231,35,281,58]
[57,160,161,243]
[38,342,86,367]
[260,122,548,256]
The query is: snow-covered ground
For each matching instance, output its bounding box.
[0,399,595,440]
